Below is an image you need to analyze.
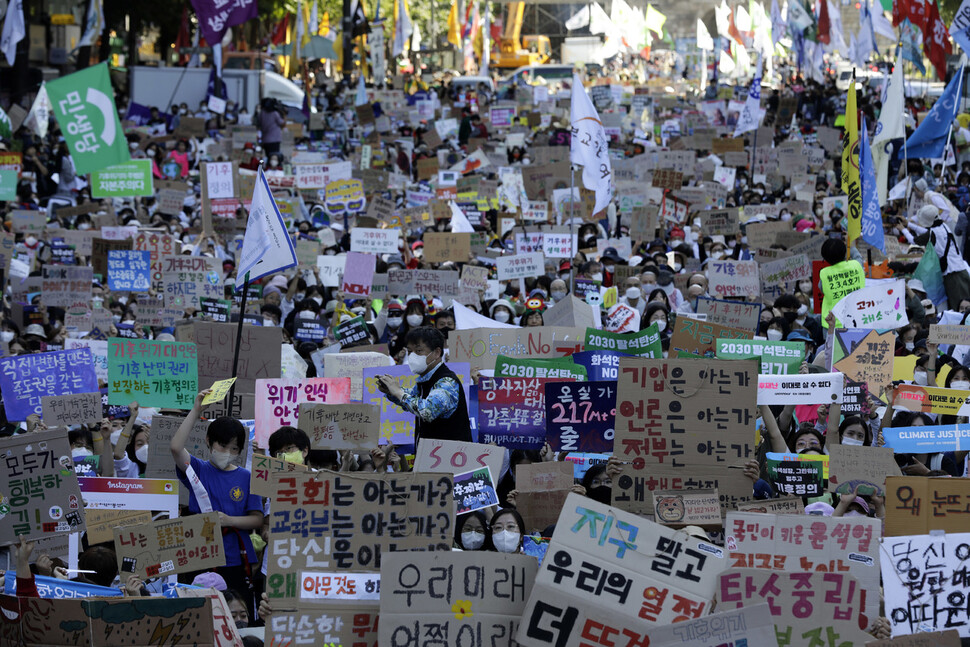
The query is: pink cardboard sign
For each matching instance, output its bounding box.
[254,377,352,447]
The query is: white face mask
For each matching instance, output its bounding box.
[493,529,521,553]
[904,342,915,352]
[642,283,657,293]
[560,273,570,281]
[112,314,123,323]
[797,304,808,316]
[626,287,641,301]
[781,212,792,221]
[841,436,864,446]
[494,310,510,323]
[766,329,784,341]
[387,316,403,328]
[295,293,306,302]
[0,331,13,343]
[407,314,424,327]
[77,222,92,230]
[952,380,970,391]
[72,448,93,458]
[672,262,683,272]
[914,370,928,385]
[591,273,603,282]
[843,510,866,518]
[262,317,276,327]
[135,444,150,463]
[209,449,234,469]
[653,319,667,332]
[25,236,37,246]
[461,530,485,550]
[604,265,615,274]
[311,296,323,306]
[298,310,316,320]
[551,291,567,302]
[407,351,429,375]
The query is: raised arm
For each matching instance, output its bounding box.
[170,390,211,472]
[759,405,790,453]
[113,402,140,460]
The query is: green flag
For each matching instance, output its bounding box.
[46,62,129,175]
[912,245,946,306]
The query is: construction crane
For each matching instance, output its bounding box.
[493,2,551,69]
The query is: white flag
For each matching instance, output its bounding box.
[566,5,592,30]
[873,53,905,206]
[569,73,614,215]
[449,201,475,233]
[24,83,51,139]
[355,75,368,106]
[733,59,764,137]
[0,0,25,66]
[77,0,103,48]
[237,168,298,283]
[696,18,714,51]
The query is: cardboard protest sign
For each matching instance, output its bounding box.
[350,227,398,254]
[827,444,900,496]
[115,512,224,579]
[423,231,471,263]
[254,378,352,447]
[515,461,574,532]
[736,496,805,514]
[388,268,461,296]
[716,338,804,374]
[380,552,537,647]
[91,236,133,277]
[832,329,896,401]
[865,631,961,647]
[0,429,86,545]
[160,256,224,308]
[265,471,453,607]
[0,348,99,420]
[250,453,309,498]
[266,605,378,646]
[298,402,381,450]
[759,253,813,286]
[322,350,394,402]
[652,489,722,527]
[756,372,844,405]
[884,476,970,536]
[613,358,758,515]
[882,533,970,637]
[765,452,826,495]
[107,338,198,409]
[707,259,760,298]
[695,296,762,332]
[478,377,553,449]
[717,569,871,645]
[176,587,244,647]
[699,208,741,236]
[193,321,282,394]
[496,251,545,281]
[41,266,93,308]
[893,384,970,417]
[41,392,102,427]
[928,324,970,345]
[831,279,908,329]
[84,508,154,545]
[454,467,499,513]
[413,438,505,482]
[451,326,586,372]
[13,596,214,646]
[516,493,726,647]
[584,324,662,357]
[669,317,753,357]
[725,511,881,627]
[544,381,616,453]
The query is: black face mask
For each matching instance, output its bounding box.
[587,486,612,505]
[783,311,798,324]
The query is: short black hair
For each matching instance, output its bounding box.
[405,326,445,353]
[261,304,282,319]
[79,546,118,587]
[774,294,801,310]
[435,310,455,324]
[268,426,310,457]
[207,417,246,450]
[821,238,847,265]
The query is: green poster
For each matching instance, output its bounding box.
[584,323,662,358]
[766,451,825,497]
[0,169,16,201]
[91,160,154,198]
[46,63,130,175]
[107,337,199,409]
[494,355,587,380]
[715,339,804,374]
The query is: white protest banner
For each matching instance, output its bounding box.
[756,372,844,405]
[350,227,399,254]
[413,438,505,483]
[294,161,353,189]
[708,259,760,298]
[831,279,909,329]
[759,253,812,284]
[315,255,346,287]
[496,252,545,281]
[928,324,970,345]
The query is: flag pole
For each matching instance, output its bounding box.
[227,270,251,418]
[569,164,576,290]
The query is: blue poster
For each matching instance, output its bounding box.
[107,250,151,292]
[572,350,630,381]
[544,381,617,453]
[4,571,123,598]
[881,424,970,454]
[0,348,99,420]
[454,467,499,514]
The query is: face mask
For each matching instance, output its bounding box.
[407,314,424,327]
[494,310,510,323]
[914,371,928,385]
[493,530,521,553]
[766,329,784,341]
[841,436,864,447]
[311,296,323,306]
[279,450,305,465]
[642,283,657,293]
[625,287,641,301]
[653,319,667,332]
[78,222,92,230]
[783,311,798,324]
[414,249,424,258]
[591,272,603,282]
[262,317,276,327]
[299,310,317,320]
[0,331,13,343]
[560,273,570,281]
[461,530,485,550]
[387,316,403,328]
[904,342,915,352]
[235,621,248,630]
[551,290,567,302]
[797,304,808,316]
[604,265,615,274]
[209,449,234,470]
[407,351,429,375]
[295,293,305,302]
[781,212,792,222]
[672,262,683,272]
[952,380,970,391]
[135,444,150,463]
[799,281,813,293]
[72,448,93,458]
[25,236,37,246]
[112,314,123,324]
[844,510,866,518]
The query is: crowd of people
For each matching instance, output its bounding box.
[3,56,970,644]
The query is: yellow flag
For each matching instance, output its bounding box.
[320,11,329,35]
[302,1,312,47]
[842,79,861,254]
[447,1,461,47]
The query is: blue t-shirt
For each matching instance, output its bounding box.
[177,455,261,566]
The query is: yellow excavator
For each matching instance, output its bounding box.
[493,2,552,69]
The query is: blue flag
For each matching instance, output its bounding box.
[899,19,925,75]
[859,117,885,253]
[905,65,964,159]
